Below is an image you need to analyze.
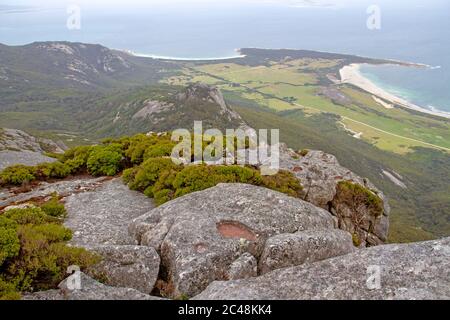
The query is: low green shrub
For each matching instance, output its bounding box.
[127,158,181,191]
[0,165,36,186]
[299,149,309,157]
[172,165,262,198]
[3,207,55,225]
[0,206,99,299]
[0,216,20,266]
[352,233,361,247]
[87,146,123,176]
[60,145,93,163]
[40,195,67,218]
[36,162,71,179]
[0,278,20,300]
[143,141,177,160]
[151,169,180,205]
[60,145,94,174]
[124,134,175,165]
[336,181,384,217]
[261,170,303,198]
[122,167,138,185]
[125,159,304,206]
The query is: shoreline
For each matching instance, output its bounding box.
[339,63,450,120]
[126,46,428,67]
[123,48,246,61]
[121,45,449,120]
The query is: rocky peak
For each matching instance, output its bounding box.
[124,84,249,133]
[178,83,243,122]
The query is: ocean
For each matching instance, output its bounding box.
[1,0,449,113]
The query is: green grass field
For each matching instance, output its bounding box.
[165,58,450,154]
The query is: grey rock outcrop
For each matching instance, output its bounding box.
[129,183,340,298]
[277,145,390,247]
[0,128,47,153]
[0,188,12,201]
[86,245,160,294]
[259,229,355,274]
[61,179,160,294]
[0,176,108,209]
[132,100,174,121]
[194,237,450,300]
[23,273,163,301]
[65,178,155,246]
[0,151,57,172]
[0,128,66,171]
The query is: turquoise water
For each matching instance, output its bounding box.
[359,64,450,114]
[1,0,449,113]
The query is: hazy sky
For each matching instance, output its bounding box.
[1,0,447,15]
[2,0,440,9]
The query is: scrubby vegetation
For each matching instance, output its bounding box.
[0,165,36,185]
[86,144,123,176]
[335,181,384,218]
[0,132,304,207]
[120,134,303,205]
[0,200,99,300]
[298,149,309,157]
[40,194,67,218]
[0,142,126,186]
[124,161,302,206]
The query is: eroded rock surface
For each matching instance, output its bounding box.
[0,177,108,208]
[194,237,450,300]
[65,178,155,246]
[2,176,160,297]
[0,150,57,172]
[277,145,390,247]
[23,273,163,301]
[259,229,355,275]
[86,245,160,294]
[129,183,342,298]
[0,128,66,171]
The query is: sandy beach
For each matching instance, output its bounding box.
[124,49,246,61]
[339,64,450,120]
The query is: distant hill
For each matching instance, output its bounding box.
[81,83,249,138]
[0,41,175,92]
[0,42,179,136]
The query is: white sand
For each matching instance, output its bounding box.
[372,96,394,109]
[339,64,450,119]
